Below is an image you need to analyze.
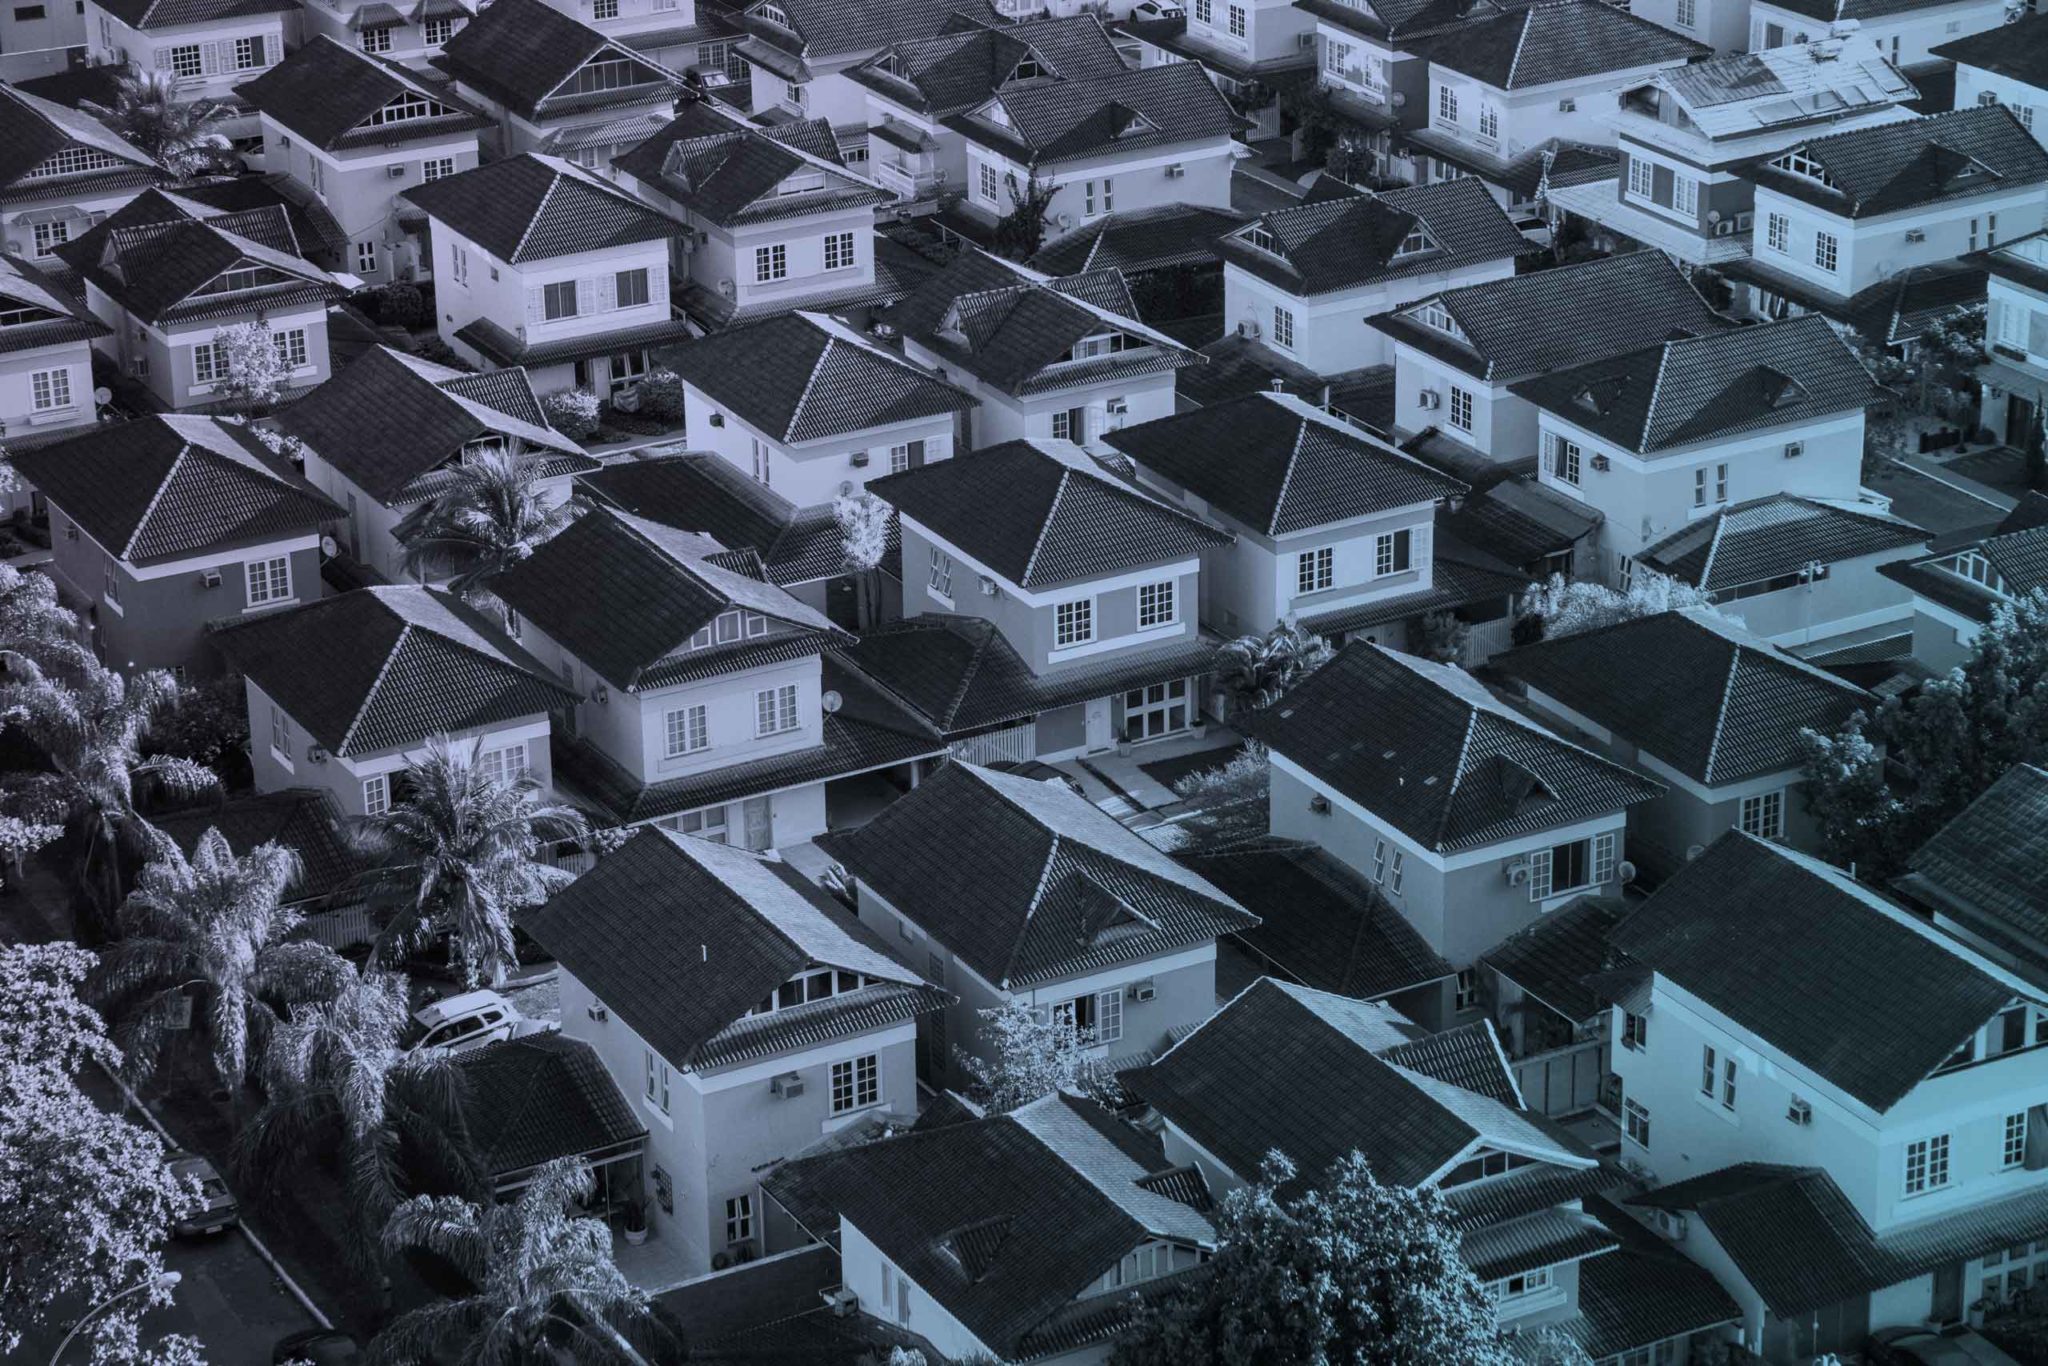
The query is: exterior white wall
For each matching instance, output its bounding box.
[1956,65,2048,149]
[1630,0,1746,55]
[1388,343,1532,457]
[85,6,288,105]
[1221,255,1517,375]
[959,135,1237,239]
[1751,181,2047,301]
[904,335,1178,453]
[1750,0,2006,67]
[678,378,958,505]
[1422,61,1693,185]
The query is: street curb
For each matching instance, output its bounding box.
[97,1063,336,1335]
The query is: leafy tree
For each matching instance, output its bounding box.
[993,175,1056,261]
[1323,133,1375,188]
[958,1000,1104,1113]
[0,561,77,650]
[395,449,579,603]
[1112,1150,1517,1366]
[1510,1326,1595,1365]
[82,66,235,178]
[211,321,288,408]
[1515,571,1725,643]
[834,490,891,628]
[1167,744,1270,849]
[93,829,352,1091]
[1416,610,1470,664]
[143,674,251,786]
[1216,620,1333,715]
[356,737,587,987]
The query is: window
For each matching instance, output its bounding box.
[1815,230,1838,273]
[234,34,265,68]
[664,704,708,757]
[594,0,618,15]
[450,241,467,286]
[754,243,787,282]
[831,1054,879,1113]
[264,328,306,374]
[1478,104,1498,140]
[422,156,456,181]
[1950,550,2005,593]
[749,436,771,485]
[1137,579,1176,629]
[1676,0,1695,25]
[14,4,43,17]
[1454,967,1482,1011]
[169,43,202,77]
[1373,529,1412,577]
[1672,174,1697,216]
[1272,305,1294,350]
[270,704,289,760]
[543,281,578,320]
[1700,1043,1718,1098]
[1627,155,1653,200]
[2008,1113,2031,1169]
[1323,38,1351,75]
[1694,463,1728,507]
[1447,385,1473,432]
[1389,850,1404,894]
[1592,830,1618,886]
[1622,1010,1648,1051]
[1056,598,1094,648]
[1625,1097,1651,1147]
[1762,212,1789,254]
[1528,838,1592,900]
[645,1049,671,1114]
[31,219,67,257]
[363,774,390,816]
[755,684,799,736]
[1095,989,1123,1043]
[1298,547,1333,594]
[1492,1266,1552,1305]
[725,1195,753,1244]
[358,25,392,52]
[1084,178,1113,216]
[568,56,643,94]
[1438,86,1458,122]
[928,547,953,598]
[423,15,453,42]
[1227,2,1244,34]
[193,340,223,386]
[1739,790,1785,840]
[349,237,379,276]
[672,805,728,843]
[1548,433,1580,486]
[598,268,649,313]
[1194,0,1210,20]
[823,231,856,271]
[476,744,528,786]
[25,146,121,180]
[978,162,1000,204]
[245,555,291,605]
[29,367,69,412]
[1904,1134,1951,1196]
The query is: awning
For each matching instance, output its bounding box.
[538,110,673,155]
[410,0,472,17]
[11,204,85,226]
[348,2,406,28]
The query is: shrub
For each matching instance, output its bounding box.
[639,367,686,424]
[542,387,602,440]
[143,674,251,788]
[372,282,424,328]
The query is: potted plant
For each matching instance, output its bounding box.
[622,1200,649,1246]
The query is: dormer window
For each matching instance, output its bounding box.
[0,302,63,327]
[1768,148,1834,187]
[983,100,1014,129]
[1241,224,1276,252]
[775,171,827,195]
[688,609,769,650]
[1412,299,1461,337]
[369,92,446,126]
[755,2,790,24]
[459,435,507,463]
[1011,56,1043,80]
[1393,225,1438,257]
[192,264,293,297]
[23,146,124,180]
[747,968,879,1015]
[1947,550,2005,594]
[567,54,646,95]
[1071,331,1133,361]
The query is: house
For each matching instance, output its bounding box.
[1748,0,2008,70]
[1215,177,1531,376]
[1114,0,1315,143]
[853,437,1231,759]
[887,249,1204,451]
[453,1033,648,1199]
[1494,608,1874,878]
[298,0,474,67]
[1,2,87,84]
[84,0,294,145]
[431,0,687,162]
[938,60,1241,245]
[1724,107,2047,335]
[521,823,949,1276]
[818,760,1259,1087]
[12,415,338,678]
[1249,641,1664,1005]
[847,14,1135,206]
[1877,492,2048,670]
[493,504,944,844]
[276,345,598,584]
[530,0,727,77]
[1366,249,1730,462]
[1609,832,2048,1360]
[56,187,349,412]
[0,254,108,473]
[1024,202,1248,278]
[401,153,691,396]
[1475,891,1633,1062]
[0,83,163,264]
[1934,12,2048,151]
[762,1091,1222,1363]
[1294,0,1496,167]
[154,788,369,947]
[1543,42,1918,267]
[1895,762,2048,979]
[662,310,977,506]
[210,584,577,815]
[611,100,901,333]
[1974,228,2048,447]
[1108,391,1534,659]
[237,37,492,286]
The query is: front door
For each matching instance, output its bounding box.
[1085,696,1114,752]
[741,795,772,851]
[1932,1261,1964,1325]
[2010,394,2038,449]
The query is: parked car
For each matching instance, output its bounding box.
[167,1149,239,1236]
[1866,1327,2023,1366]
[1131,0,1185,16]
[987,759,1085,796]
[408,990,528,1056]
[273,1330,361,1365]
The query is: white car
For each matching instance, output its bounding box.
[410,990,529,1056]
[1132,1,1185,18]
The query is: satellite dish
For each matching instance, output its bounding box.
[319,535,339,558]
[821,690,843,714]
[92,386,112,405]
[1616,860,1637,885]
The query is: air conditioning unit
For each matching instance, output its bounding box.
[590,683,609,703]
[587,1003,608,1021]
[709,413,725,427]
[1504,857,1531,886]
[978,574,998,596]
[199,568,222,588]
[1131,980,1157,1002]
[770,1072,805,1098]
[1418,389,1441,409]
[306,744,329,764]
[1558,97,1576,112]
[64,523,77,541]
[1647,1208,1687,1240]
[1713,219,1735,237]
[822,1287,860,1317]
[1905,228,1926,243]
[849,450,869,467]
[1734,212,1753,231]
[1787,1097,1814,1126]
[1164,163,1185,179]
[1785,440,1805,459]
[1591,453,1611,472]
[1307,793,1331,815]
[1237,319,1261,339]
[1298,30,1315,46]
[387,164,407,179]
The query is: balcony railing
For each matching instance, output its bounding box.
[873,161,945,201]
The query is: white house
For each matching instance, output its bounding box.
[0,84,163,264]
[84,0,293,144]
[1747,0,2008,68]
[1935,12,2048,151]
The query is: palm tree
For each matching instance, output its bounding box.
[356,737,588,988]
[1216,619,1334,716]
[235,969,484,1266]
[369,1158,685,1366]
[83,66,235,179]
[396,451,579,604]
[92,829,353,1091]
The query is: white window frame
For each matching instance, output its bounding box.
[1547,433,1580,486]
[1447,385,1473,432]
[1766,212,1788,254]
[754,684,799,737]
[928,546,953,599]
[2006,1112,2030,1170]
[363,773,390,816]
[1904,1134,1951,1196]
[725,1194,753,1244]
[1739,789,1785,840]
[830,1053,880,1113]
[1625,1097,1651,1147]
[1372,529,1411,578]
[29,367,69,412]
[754,243,788,282]
[1627,155,1653,201]
[823,231,856,272]
[664,703,709,758]
[476,743,529,786]
[1055,597,1095,648]
[245,555,292,606]
[1272,305,1294,350]
[1298,546,1333,594]
[1815,230,1838,273]
[422,155,457,181]
[645,1048,671,1114]
[1137,579,1176,629]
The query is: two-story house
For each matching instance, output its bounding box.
[522,823,949,1276]
[0,254,108,471]
[1611,832,2048,1360]
[493,504,944,844]
[1726,106,2048,337]
[14,415,338,678]
[1748,0,2007,69]
[85,0,293,145]
[819,759,1258,1086]
[431,0,686,162]
[1295,0,1487,167]
[611,100,898,333]
[849,437,1231,759]
[0,83,163,263]
[1878,493,2048,670]
[211,584,578,814]
[277,344,598,583]
[1544,41,1917,267]
[889,249,1203,450]
[1250,641,1663,1012]
[1971,228,2048,448]
[58,187,348,412]
[237,37,491,286]
[403,152,690,396]
[666,311,975,506]
[533,0,730,77]
[848,14,1132,207]
[1934,13,2048,153]
[1895,761,2048,980]
[1215,177,1530,376]
[1366,249,1730,462]
[1115,0,1314,143]
[298,0,472,69]
[1495,608,1874,879]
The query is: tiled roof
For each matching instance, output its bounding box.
[869,438,1228,588]
[817,761,1257,989]
[1172,839,1453,1001]
[1772,0,2008,28]
[1216,177,1531,298]
[401,153,680,264]
[1460,1206,1618,1282]
[235,37,491,151]
[436,0,683,117]
[1124,978,1593,1191]
[11,415,338,567]
[945,62,1237,169]
[0,252,107,354]
[613,99,889,227]
[1107,391,1463,537]
[453,1033,645,1181]
[1496,609,1871,785]
[95,0,292,30]
[520,825,939,1070]
[1366,250,1726,384]
[1382,1021,1523,1105]
[0,84,159,193]
[210,586,576,757]
[1931,10,2048,85]
[493,506,842,692]
[666,311,975,445]
[1508,315,1886,455]
[276,346,592,506]
[1612,833,2037,1112]
[452,315,697,370]
[1745,105,2048,220]
[1408,0,1707,89]
[1249,643,1662,854]
[734,0,999,65]
[153,788,361,906]
[1479,895,1632,1025]
[1900,763,2048,956]
[1027,203,1247,276]
[1444,1158,1620,1232]
[1440,477,1603,570]
[834,615,1220,735]
[1548,1196,1741,1361]
[1638,494,1928,592]
[1292,0,1508,43]
[853,14,1129,118]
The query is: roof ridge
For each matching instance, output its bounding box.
[1637,334,1680,449]
[1502,6,1534,90]
[782,334,839,442]
[1700,644,1743,786]
[1696,510,1728,587]
[121,442,192,559]
[1266,411,1313,538]
[1019,467,1072,586]
[337,619,411,756]
[1432,706,1484,853]
[1005,830,1067,989]
[509,165,566,263]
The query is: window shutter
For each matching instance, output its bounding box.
[576,277,598,315]
[2030,1106,2048,1170]
[201,41,222,74]
[525,287,544,325]
[1528,849,1551,902]
[2031,309,2048,360]
[153,44,173,69]
[649,261,667,300]
[907,439,925,468]
[596,271,616,312]
[1411,520,1431,568]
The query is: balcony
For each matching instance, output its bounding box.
[873,160,945,202]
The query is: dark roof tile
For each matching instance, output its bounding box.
[1409,0,1707,89]
[1902,762,2048,957]
[401,152,680,263]
[1638,494,1927,591]
[235,36,491,151]
[1217,177,1530,297]
[1744,105,2048,219]
[453,1033,645,1180]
